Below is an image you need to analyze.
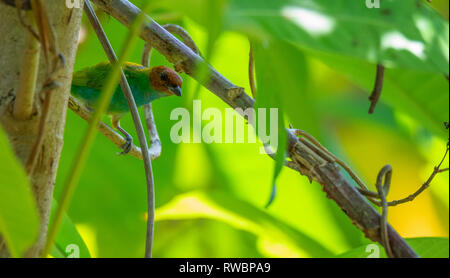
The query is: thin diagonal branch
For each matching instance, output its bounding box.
[367,140,449,207]
[68,95,144,160]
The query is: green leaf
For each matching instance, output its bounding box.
[152,0,227,57]
[0,126,39,257]
[253,40,288,207]
[153,0,228,29]
[226,0,449,74]
[50,245,65,258]
[49,199,91,258]
[335,237,449,258]
[156,190,334,258]
[310,50,449,138]
[153,0,228,102]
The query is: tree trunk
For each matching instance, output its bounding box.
[0,1,82,257]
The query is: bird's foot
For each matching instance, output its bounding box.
[112,117,133,155]
[117,134,133,155]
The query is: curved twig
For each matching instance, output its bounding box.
[368,64,385,114]
[163,24,200,56]
[141,42,162,160]
[140,23,200,160]
[382,144,449,207]
[248,42,256,99]
[375,165,394,258]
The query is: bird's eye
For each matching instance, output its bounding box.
[160,72,168,82]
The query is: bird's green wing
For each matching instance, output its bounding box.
[72,62,147,90]
[72,61,112,89]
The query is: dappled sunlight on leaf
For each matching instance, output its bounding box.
[257,238,303,258]
[0,127,39,257]
[282,6,336,36]
[381,31,425,60]
[226,0,449,74]
[75,224,98,258]
[155,191,334,257]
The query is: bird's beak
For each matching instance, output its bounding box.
[169,86,182,97]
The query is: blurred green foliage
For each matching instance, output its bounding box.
[335,237,449,258]
[0,127,39,257]
[1,0,448,258]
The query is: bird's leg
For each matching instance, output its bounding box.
[112,116,133,155]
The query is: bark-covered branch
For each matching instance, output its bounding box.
[91,0,418,258]
[68,96,145,160]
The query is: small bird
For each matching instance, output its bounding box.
[71,61,182,154]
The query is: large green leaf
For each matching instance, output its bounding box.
[157,0,449,138]
[224,0,449,138]
[335,237,449,258]
[0,127,39,257]
[254,39,321,136]
[156,190,334,258]
[154,0,228,100]
[253,39,323,206]
[49,199,91,258]
[310,50,449,138]
[226,0,449,74]
[149,0,227,57]
[253,41,289,207]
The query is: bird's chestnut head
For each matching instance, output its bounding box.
[149,66,183,97]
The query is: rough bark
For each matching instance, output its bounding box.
[0,1,82,257]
